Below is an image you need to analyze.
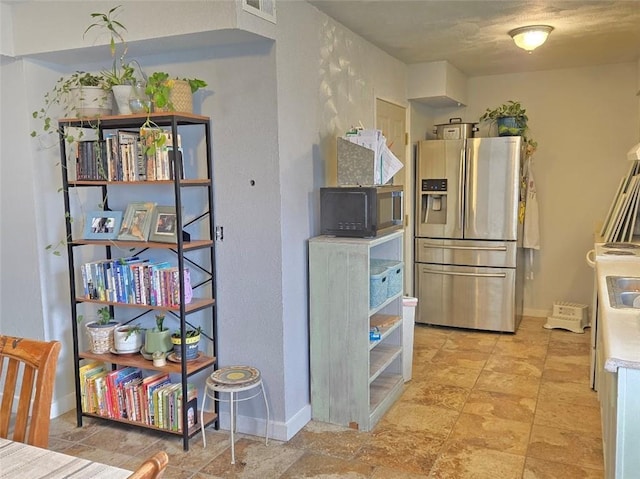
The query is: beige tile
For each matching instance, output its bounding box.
[484,354,545,378]
[371,465,433,478]
[414,325,450,349]
[400,379,470,411]
[448,412,531,455]
[279,452,373,478]
[538,379,599,408]
[534,398,602,435]
[523,456,603,479]
[429,348,490,370]
[546,340,591,365]
[527,424,604,470]
[441,333,498,354]
[549,328,592,344]
[287,420,369,459]
[356,426,444,475]
[493,337,548,359]
[198,438,304,478]
[463,389,536,423]
[379,402,459,439]
[519,316,549,331]
[542,357,591,385]
[428,441,525,479]
[474,370,540,398]
[510,326,551,344]
[414,364,481,388]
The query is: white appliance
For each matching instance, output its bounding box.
[414,136,524,332]
[587,242,640,389]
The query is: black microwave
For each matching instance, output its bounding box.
[320,185,404,238]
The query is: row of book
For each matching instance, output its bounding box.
[80,256,192,306]
[80,362,198,432]
[75,129,183,182]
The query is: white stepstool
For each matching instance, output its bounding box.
[544,302,589,333]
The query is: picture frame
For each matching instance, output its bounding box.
[148,206,178,243]
[117,202,156,241]
[83,211,123,240]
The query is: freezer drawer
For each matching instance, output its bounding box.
[415,263,517,332]
[415,238,517,268]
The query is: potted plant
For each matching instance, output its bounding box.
[145,72,207,113]
[85,306,120,354]
[113,324,143,353]
[479,100,528,136]
[171,325,201,360]
[84,5,139,114]
[144,313,173,355]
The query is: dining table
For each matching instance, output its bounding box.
[0,437,132,478]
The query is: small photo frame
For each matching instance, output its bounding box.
[149,206,178,243]
[117,202,156,241]
[83,211,123,240]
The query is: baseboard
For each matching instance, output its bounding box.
[523,308,550,318]
[51,392,77,418]
[215,404,311,442]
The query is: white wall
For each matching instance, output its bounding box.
[1,0,409,441]
[413,63,638,314]
[275,2,407,432]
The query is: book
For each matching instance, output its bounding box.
[79,361,105,412]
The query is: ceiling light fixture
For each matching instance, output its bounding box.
[509,25,554,52]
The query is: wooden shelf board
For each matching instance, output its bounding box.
[70,238,213,250]
[83,410,217,437]
[79,350,216,374]
[75,297,215,313]
[68,179,211,187]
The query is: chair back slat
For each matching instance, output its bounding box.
[0,335,61,448]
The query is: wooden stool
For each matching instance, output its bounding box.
[200,365,269,464]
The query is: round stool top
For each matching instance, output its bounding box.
[210,365,260,386]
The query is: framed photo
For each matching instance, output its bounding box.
[83,211,123,240]
[148,206,178,243]
[117,202,156,241]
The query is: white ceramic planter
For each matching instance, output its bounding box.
[70,86,113,117]
[113,325,143,353]
[111,85,133,115]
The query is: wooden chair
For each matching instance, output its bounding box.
[0,335,61,448]
[127,451,169,479]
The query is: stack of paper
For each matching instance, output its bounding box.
[343,129,403,185]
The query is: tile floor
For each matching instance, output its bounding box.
[48,316,603,478]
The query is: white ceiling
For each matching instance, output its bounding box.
[307,0,640,77]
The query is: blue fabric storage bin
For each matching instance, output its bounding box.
[369,266,388,309]
[371,259,403,298]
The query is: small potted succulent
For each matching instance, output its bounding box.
[479,100,529,137]
[171,326,201,360]
[144,313,173,355]
[85,306,120,354]
[113,324,144,353]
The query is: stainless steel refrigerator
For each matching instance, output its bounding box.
[414,136,524,332]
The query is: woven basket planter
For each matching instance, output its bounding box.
[169,80,193,113]
[85,321,119,354]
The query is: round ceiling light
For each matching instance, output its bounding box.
[509,25,554,52]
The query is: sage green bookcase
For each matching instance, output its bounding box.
[309,230,404,431]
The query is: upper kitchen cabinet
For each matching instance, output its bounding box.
[407,61,468,108]
[8,1,276,63]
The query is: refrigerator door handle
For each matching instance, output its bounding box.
[420,243,508,252]
[420,268,507,279]
[459,148,465,230]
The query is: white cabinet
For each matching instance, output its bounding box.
[597,302,640,478]
[309,230,404,431]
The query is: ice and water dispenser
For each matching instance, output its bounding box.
[419,178,448,228]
